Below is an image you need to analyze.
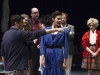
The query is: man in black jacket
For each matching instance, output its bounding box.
[1,15,65,75]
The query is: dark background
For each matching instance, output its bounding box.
[0,0,100,68]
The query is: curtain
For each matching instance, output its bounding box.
[1,0,9,32]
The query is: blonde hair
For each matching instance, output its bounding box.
[21,14,31,31]
[87,18,99,27]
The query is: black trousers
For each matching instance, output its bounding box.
[31,46,40,75]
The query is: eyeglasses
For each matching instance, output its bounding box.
[32,12,39,14]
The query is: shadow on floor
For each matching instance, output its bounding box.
[71,67,96,75]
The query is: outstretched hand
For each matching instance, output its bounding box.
[56,27,69,33]
[55,28,64,33]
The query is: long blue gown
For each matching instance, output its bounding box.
[40,26,69,75]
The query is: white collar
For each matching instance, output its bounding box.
[90,30,96,34]
[61,23,67,27]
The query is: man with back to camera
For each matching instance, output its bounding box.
[1,15,65,75]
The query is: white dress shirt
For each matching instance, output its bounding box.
[89,30,97,44]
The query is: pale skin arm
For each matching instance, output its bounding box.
[41,55,45,67]
[2,56,5,66]
[2,56,6,75]
[61,47,67,69]
[86,47,94,54]
[36,28,65,48]
[95,47,100,55]
[2,57,6,75]
[33,28,65,49]
[45,28,65,34]
[86,47,98,57]
[62,58,67,70]
[63,58,67,63]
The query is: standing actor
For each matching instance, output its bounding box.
[61,13,75,75]
[28,7,42,75]
[81,18,100,75]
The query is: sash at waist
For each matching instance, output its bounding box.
[46,45,61,48]
[89,43,96,46]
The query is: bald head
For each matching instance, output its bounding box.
[31,8,39,13]
[31,7,39,20]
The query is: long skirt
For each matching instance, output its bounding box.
[42,48,66,75]
[81,45,100,70]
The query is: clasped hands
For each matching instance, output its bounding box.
[89,46,98,57]
[91,51,98,57]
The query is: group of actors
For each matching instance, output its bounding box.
[0,7,100,75]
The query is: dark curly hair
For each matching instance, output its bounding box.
[40,14,52,27]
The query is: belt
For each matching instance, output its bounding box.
[89,43,96,46]
[46,45,61,48]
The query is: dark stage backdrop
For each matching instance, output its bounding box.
[0,0,100,48]
[0,0,3,44]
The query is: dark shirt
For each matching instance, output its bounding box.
[1,26,46,71]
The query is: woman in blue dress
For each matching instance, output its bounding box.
[40,11,69,75]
